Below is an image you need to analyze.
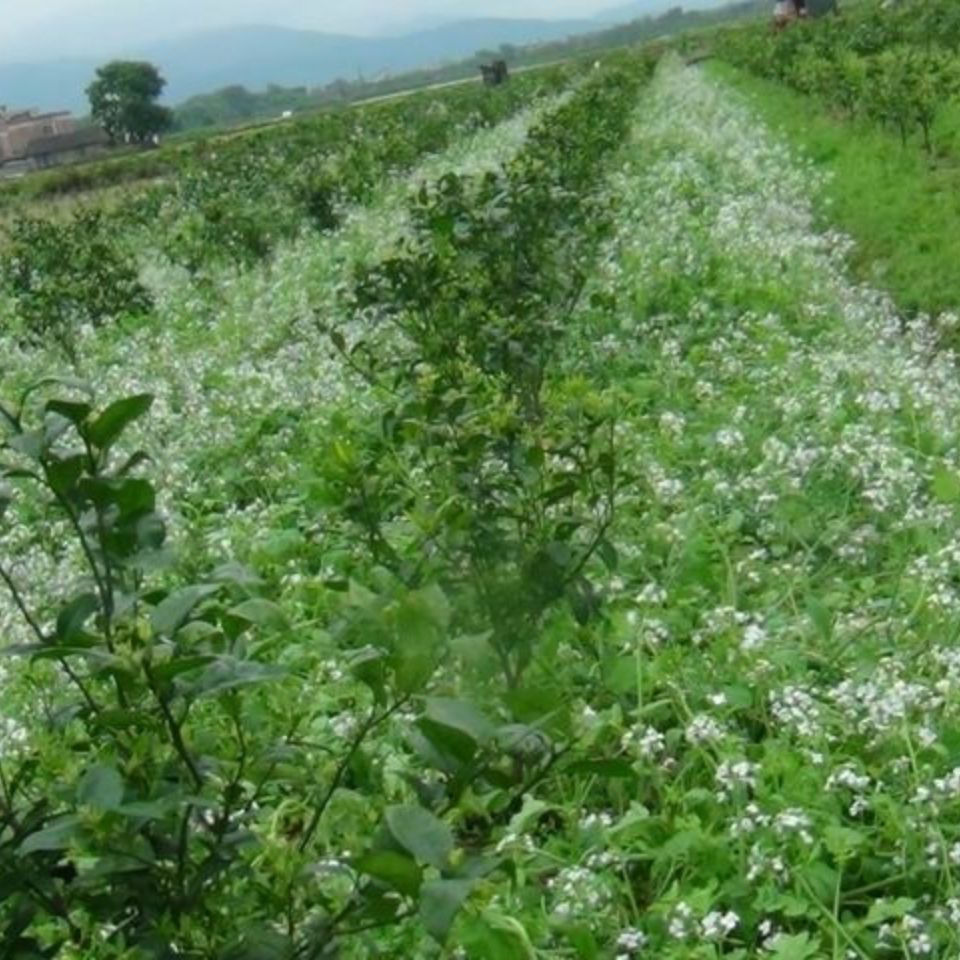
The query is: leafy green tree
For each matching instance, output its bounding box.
[87,60,173,144]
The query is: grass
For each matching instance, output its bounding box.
[708,60,960,319]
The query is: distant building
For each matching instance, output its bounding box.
[0,108,76,162]
[0,107,110,178]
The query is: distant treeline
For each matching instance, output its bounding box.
[173,1,768,131]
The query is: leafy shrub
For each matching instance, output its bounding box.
[1,210,152,361]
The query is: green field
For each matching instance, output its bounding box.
[3,6,960,956]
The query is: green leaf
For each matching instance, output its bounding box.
[419,878,475,943]
[393,592,445,694]
[800,861,838,903]
[114,799,183,820]
[424,697,495,744]
[77,764,124,810]
[8,430,44,462]
[565,926,599,958]
[597,538,619,571]
[19,816,81,855]
[354,850,423,897]
[348,646,389,703]
[460,915,537,960]
[385,805,454,870]
[183,657,286,699]
[45,454,84,497]
[56,593,99,644]
[807,598,832,641]
[767,933,820,960]
[219,927,293,960]
[45,399,91,427]
[823,824,866,860]
[565,758,636,780]
[932,465,960,503]
[211,562,264,587]
[149,655,216,685]
[417,717,478,768]
[227,598,288,630]
[87,394,153,451]
[151,584,220,636]
[865,897,916,926]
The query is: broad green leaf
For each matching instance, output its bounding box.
[211,562,264,587]
[565,926,599,959]
[115,799,183,820]
[767,933,820,960]
[419,878,475,943]
[806,598,832,641]
[219,927,293,960]
[45,454,84,496]
[19,816,82,855]
[932,465,960,503]
[865,897,916,926]
[183,657,286,699]
[348,645,389,703]
[77,764,124,810]
[800,861,838,903]
[56,593,99,644]
[8,430,44,462]
[417,718,477,767]
[460,915,536,960]
[393,596,441,694]
[228,598,288,630]
[149,655,216,685]
[151,584,220,636]
[413,583,451,629]
[823,824,866,860]
[45,399,91,427]
[87,394,154,451]
[354,850,423,897]
[385,805,454,870]
[565,758,636,780]
[424,697,495,744]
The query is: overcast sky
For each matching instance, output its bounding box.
[0,0,669,60]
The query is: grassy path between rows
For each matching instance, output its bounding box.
[707,60,960,322]
[543,55,960,955]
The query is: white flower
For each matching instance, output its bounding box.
[622,724,666,759]
[702,910,739,941]
[741,623,768,652]
[685,714,725,745]
[716,759,758,795]
[615,928,647,954]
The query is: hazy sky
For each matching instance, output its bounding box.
[0,0,662,60]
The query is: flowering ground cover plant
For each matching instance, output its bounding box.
[4,40,960,960]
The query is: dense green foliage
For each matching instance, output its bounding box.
[2,211,152,361]
[716,0,960,156]
[0,65,573,348]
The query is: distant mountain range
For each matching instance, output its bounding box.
[0,6,723,115]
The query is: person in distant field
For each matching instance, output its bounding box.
[773,0,808,29]
[773,1,794,29]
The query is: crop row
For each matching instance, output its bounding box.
[716,0,960,155]
[0,53,656,959]
[0,64,576,361]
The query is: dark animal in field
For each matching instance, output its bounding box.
[480,60,510,86]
